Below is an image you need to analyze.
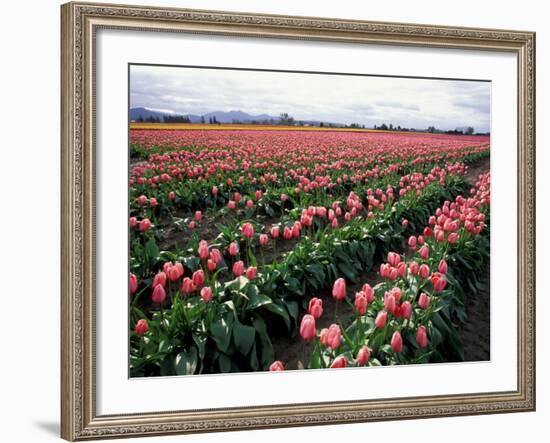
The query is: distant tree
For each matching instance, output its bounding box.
[466,126,474,135]
[427,125,436,133]
[201,116,205,124]
[137,115,144,122]
[380,123,388,131]
[320,122,324,127]
[279,113,295,125]
[389,123,393,130]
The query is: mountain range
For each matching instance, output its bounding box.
[130,107,281,124]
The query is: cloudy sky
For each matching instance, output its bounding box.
[130,64,491,132]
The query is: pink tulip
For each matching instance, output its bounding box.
[354,291,368,315]
[330,356,347,368]
[241,222,254,238]
[228,200,236,210]
[246,199,254,209]
[423,227,433,237]
[207,259,217,272]
[419,264,430,279]
[269,361,285,371]
[356,346,371,366]
[200,286,213,302]
[136,195,147,205]
[246,266,257,280]
[211,186,219,195]
[139,218,152,232]
[210,248,222,264]
[391,331,403,353]
[375,311,388,329]
[362,283,375,303]
[228,242,239,256]
[448,233,459,244]
[408,236,417,250]
[401,219,409,228]
[332,278,346,300]
[198,240,209,260]
[396,262,407,277]
[409,261,419,276]
[151,284,166,304]
[431,272,447,292]
[168,191,175,201]
[283,226,293,239]
[149,198,158,208]
[188,221,196,230]
[387,252,401,267]
[435,229,445,242]
[438,259,448,274]
[181,277,196,294]
[129,217,137,229]
[135,319,149,336]
[418,292,430,309]
[319,328,329,347]
[416,325,429,348]
[129,273,138,295]
[259,234,269,246]
[419,245,429,260]
[308,297,323,319]
[270,226,280,238]
[194,211,202,221]
[299,314,316,341]
[400,301,412,319]
[326,324,342,350]
[232,260,245,277]
[384,292,396,313]
[192,270,205,287]
[152,271,167,288]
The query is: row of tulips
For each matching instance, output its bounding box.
[267,173,490,370]
[129,168,474,375]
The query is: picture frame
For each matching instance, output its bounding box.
[60,1,536,440]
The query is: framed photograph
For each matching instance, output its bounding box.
[61,1,536,440]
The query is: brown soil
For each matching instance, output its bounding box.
[464,156,490,184]
[458,268,491,361]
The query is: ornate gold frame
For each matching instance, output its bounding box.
[60,2,536,440]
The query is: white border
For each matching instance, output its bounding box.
[96,29,517,415]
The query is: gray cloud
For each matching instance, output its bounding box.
[130,66,491,132]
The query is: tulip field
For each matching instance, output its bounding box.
[128,128,490,376]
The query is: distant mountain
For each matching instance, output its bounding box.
[130,107,281,124]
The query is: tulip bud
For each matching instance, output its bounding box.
[152,271,167,288]
[319,328,329,347]
[375,311,388,329]
[299,314,316,341]
[391,331,403,353]
[419,245,429,260]
[354,292,368,315]
[419,264,430,279]
[192,270,205,287]
[401,301,412,319]
[151,284,166,304]
[228,242,239,256]
[408,236,417,250]
[332,278,346,300]
[438,259,448,274]
[129,273,138,295]
[387,252,401,267]
[246,266,257,280]
[139,218,152,232]
[200,286,213,302]
[259,234,269,246]
[409,261,419,276]
[418,292,430,309]
[194,211,202,221]
[330,356,347,368]
[362,283,375,303]
[308,297,323,319]
[269,361,285,371]
[416,325,429,348]
[135,319,149,336]
[356,346,371,366]
[326,324,342,350]
[129,217,137,229]
[198,240,209,260]
[241,222,254,238]
[232,260,245,277]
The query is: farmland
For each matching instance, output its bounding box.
[128,127,490,376]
